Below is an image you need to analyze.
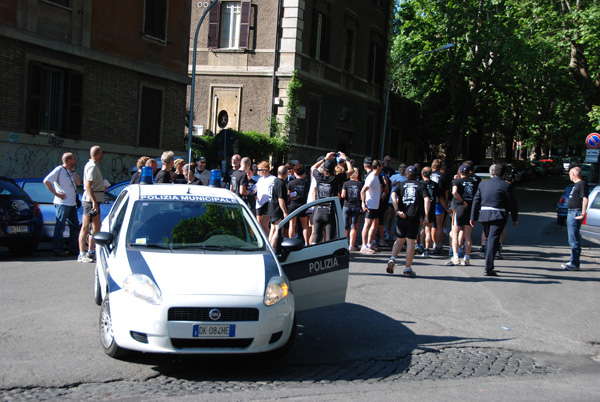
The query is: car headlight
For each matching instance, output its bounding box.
[264,276,289,306]
[122,274,162,305]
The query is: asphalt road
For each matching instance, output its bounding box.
[1,174,599,401]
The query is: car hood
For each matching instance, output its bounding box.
[133,251,272,297]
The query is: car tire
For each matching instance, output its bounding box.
[8,242,39,256]
[94,268,102,306]
[99,296,128,358]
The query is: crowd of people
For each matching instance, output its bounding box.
[42,146,520,274]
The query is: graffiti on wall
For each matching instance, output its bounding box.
[0,141,137,185]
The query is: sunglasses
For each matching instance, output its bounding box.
[257,169,265,171]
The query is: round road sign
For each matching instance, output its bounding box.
[586,132,600,149]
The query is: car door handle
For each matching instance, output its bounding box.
[333,248,348,257]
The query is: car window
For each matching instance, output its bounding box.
[21,182,54,203]
[111,197,129,248]
[108,190,129,227]
[127,200,265,251]
[591,191,600,209]
[0,180,29,199]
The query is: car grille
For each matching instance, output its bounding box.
[168,307,259,322]
[170,338,253,349]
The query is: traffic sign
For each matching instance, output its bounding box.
[585,149,599,163]
[586,132,600,149]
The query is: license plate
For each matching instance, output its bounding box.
[193,324,235,338]
[7,225,29,234]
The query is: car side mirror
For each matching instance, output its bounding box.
[93,232,113,246]
[277,237,304,262]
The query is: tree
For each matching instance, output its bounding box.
[391,0,599,163]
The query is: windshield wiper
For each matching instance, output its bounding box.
[128,243,173,251]
[171,245,251,251]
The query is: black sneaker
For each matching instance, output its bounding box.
[483,270,497,276]
[402,269,416,278]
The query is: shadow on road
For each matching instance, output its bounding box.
[115,303,509,383]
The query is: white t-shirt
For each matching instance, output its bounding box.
[363,172,381,210]
[44,165,78,206]
[388,173,407,203]
[256,175,276,207]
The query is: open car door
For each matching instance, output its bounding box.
[277,197,349,311]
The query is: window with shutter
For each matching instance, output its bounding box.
[311,12,330,62]
[208,1,251,50]
[26,61,82,137]
[144,0,168,42]
[139,87,163,149]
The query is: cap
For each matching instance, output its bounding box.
[290,159,299,165]
[317,156,325,163]
[324,158,337,174]
[174,158,185,167]
[459,164,469,173]
[196,156,207,162]
[406,165,418,174]
[363,157,373,165]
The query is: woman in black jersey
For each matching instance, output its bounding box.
[310,152,353,243]
[341,167,363,250]
[287,164,310,244]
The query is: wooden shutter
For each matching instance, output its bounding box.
[320,14,330,63]
[64,71,83,138]
[26,63,42,134]
[208,2,221,49]
[238,0,251,49]
[140,87,163,149]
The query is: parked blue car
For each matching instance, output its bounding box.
[15,179,115,240]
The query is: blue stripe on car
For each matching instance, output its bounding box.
[263,253,280,288]
[108,250,160,293]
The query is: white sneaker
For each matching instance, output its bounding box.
[77,253,94,263]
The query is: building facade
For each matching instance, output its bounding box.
[189,0,395,165]
[0,0,191,183]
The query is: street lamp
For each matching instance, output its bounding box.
[380,43,455,161]
[187,0,220,170]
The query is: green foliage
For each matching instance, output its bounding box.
[269,70,302,141]
[590,106,600,131]
[186,129,289,162]
[392,0,600,161]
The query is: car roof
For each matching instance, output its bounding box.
[124,183,241,203]
[13,178,44,183]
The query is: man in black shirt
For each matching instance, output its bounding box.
[430,159,450,253]
[387,165,431,278]
[155,151,174,183]
[446,164,479,266]
[268,165,289,248]
[563,166,589,270]
[230,157,250,202]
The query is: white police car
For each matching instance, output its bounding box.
[93,183,349,357]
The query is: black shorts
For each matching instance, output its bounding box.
[452,205,470,226]
[82,201,100,218]
[396,215,421,239]
[365,208,379,220]
[378,201,390,217]
[256,203,269,216]
[289,203,307,217]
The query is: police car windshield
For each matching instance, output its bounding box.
[127,200,265,251]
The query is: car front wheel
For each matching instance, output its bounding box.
[99,296,128,358]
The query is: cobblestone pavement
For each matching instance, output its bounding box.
[0,347,558,401]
